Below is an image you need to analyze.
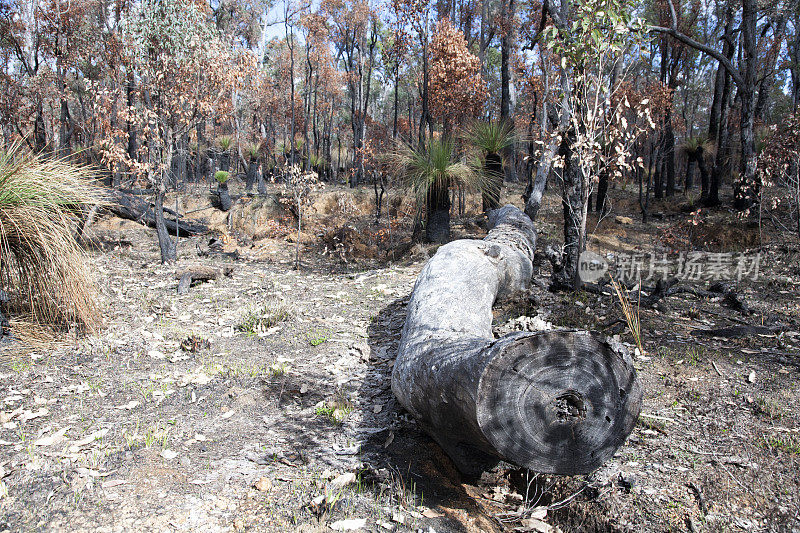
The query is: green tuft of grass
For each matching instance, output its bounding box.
[267,362,287,377]
[463,119,517,155]
[315,398,352,425]
[8,357,32,373]
[305,327,330,346]
[637,415,666,433]
[759,434,800,455]
[235,300,291,336]
[753,397,784,420]
[308,153,326,169]
[216,135,234,151]
[245,143,261,160]
[687,346,704,366]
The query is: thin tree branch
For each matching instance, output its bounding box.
[649,0,743,87]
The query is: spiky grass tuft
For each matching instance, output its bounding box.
[390,137,485,211]
[245,143,261,160]
[307,153,325,169]
[216,135,234,152]
[679,136,715,160]
[0,142,106,332]
[463,120,517,156]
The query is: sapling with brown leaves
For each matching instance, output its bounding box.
[758,114,800,239]
[276,164,323,269]
[540,0,652,289]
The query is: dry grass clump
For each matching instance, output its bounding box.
[610,276,643,356]
[0,143,106,332]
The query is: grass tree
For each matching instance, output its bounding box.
[0,143,105,332]
[392,137,483,243]
[217,136,235,172]
[245,144,260,192]
[464,120,516,212]
[679,136,713,199]
[215,171,232,211]
[308,154,324,177]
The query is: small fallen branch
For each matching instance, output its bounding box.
[175,266,235,294]
[611,277,643,356]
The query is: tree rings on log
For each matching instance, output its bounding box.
[476,330,641,475]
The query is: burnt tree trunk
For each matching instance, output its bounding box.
[154,187,177,263]
[663,117,676,196]
[524,132,559,220]
[258,160,270,195]
[654,143,664,200]
[500,0,517,184]
[735,0,759,211]
[697,148,710,200]
[596,167,609,213]
[217,182,232,212]
[258,166,269,195]
[482,152,503,213]
[426,177,451,243]
[706,10,735,208]
[392,206,642,475]
[219,150,231,172]
[246,158,258,192]
[554,127,587,291]
[685,155,696,193]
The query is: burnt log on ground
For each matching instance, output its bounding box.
[108,190,208,236]
[690,325,780,338]
[392,205,642,476]
[175,265,235,294]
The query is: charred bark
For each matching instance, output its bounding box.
[246,158,259,192]
[154,187,176,263]
[108,190,207,236]
[217,182,232,212]
[425,177,451,243]
[482,152,503,213]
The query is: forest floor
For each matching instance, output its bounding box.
[1,180,799,533]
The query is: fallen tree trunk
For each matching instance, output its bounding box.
[392,205,642,475]
[108,190,208,236]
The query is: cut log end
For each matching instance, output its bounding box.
[476,330,642,475]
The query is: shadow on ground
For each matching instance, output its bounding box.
[359,296,503,533]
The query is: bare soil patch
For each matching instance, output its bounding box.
[1,181,798,532]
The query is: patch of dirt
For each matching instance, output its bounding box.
[0,180,798,532]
